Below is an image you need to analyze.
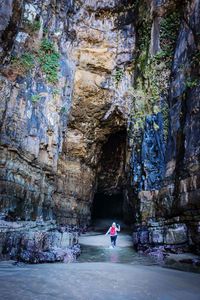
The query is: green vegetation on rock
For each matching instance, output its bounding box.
[160,11,181,63]
[24,19,41,33]
[11,52,35,73]
[10,36,60,85]
[185,79,198,89]
[38,38,60,84]
[114,68,124,85]
[31,94,42,103]
[60,106,67,114]
[129,5,181,142]
[161,100,169,140]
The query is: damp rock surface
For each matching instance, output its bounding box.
[0,220,80,263]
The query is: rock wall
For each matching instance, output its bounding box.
[0,0,135,225]
[0,0,200,255]
[132,0,200,254]
[0,220,80,263]
[158,0,200,253]
[0,0,74,221]
[54,0,136,224]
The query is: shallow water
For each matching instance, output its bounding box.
[78,230,200,273]
[78,244,157,265]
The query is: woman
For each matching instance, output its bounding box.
[105,222,120,247]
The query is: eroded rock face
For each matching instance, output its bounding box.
[53,0,135,224]
[156,0,200,253]
[0,220,81,263]
[0,1,136,226]
[131,0,200,254]
[0,0,200,259]
[0,0,74,222]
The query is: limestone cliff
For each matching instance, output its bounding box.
[0,0,199,257]
[0,0,135,225]
[131,0,200,254]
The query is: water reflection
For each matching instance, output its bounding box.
[77,244,200,273]
[77,244,156,266]
[110,250,119,263]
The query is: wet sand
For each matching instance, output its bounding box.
[1,228,200,300]
[0,259,200,300]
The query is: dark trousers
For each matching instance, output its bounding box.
[110,235,117,246]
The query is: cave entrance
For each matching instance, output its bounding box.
[91,129,127,225]
[92,193,123,220]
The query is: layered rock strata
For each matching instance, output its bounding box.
[0,0,135,225]
[132,0,200,255]
[0,0,199,261]
[0,220,80,263]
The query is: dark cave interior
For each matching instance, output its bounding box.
[91,129,127,222]
[91,193,124,220]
